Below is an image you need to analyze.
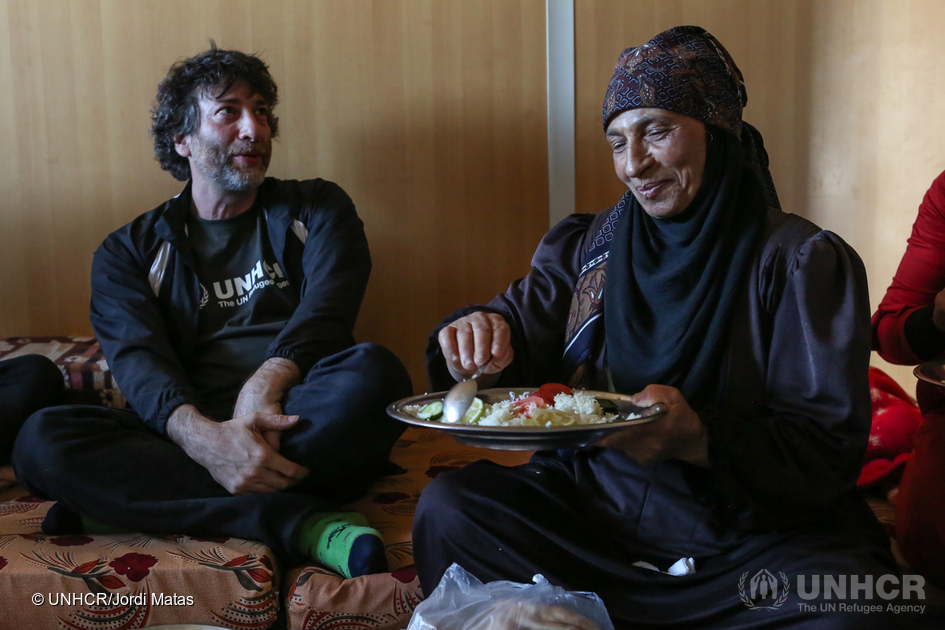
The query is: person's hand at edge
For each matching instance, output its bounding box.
[437,311,514,388]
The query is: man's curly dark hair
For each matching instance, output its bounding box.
[151,43,280,181]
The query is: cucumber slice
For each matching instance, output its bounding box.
[596,398,619,413]
[417,401,444,420]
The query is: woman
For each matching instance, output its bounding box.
[414,26,900,629]
[873,168,945,587]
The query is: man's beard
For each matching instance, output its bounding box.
[216,161,266,191]
[191,140,270,192]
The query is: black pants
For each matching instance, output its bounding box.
[0,354,64,465]
[413,452,927,630]
[13,343,411,559]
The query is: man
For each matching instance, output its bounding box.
[13,45,411,579]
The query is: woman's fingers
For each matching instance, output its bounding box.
[439,312,513,377]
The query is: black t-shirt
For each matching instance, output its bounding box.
[185,206,299,417]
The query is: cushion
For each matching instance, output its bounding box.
[0,487,279,628]
[0,336,124,408]
[858,367,921,488]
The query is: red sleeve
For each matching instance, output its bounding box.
[872,169,945,364]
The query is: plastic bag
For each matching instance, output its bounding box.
[407,564,614,630]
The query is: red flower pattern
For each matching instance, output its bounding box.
[15,495,45,503]
[392,566,417,583]
[109,552,158,582]
[168,548,272,592]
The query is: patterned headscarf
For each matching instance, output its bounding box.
[602,25,746,136]
[602,25,780,210]
[559,26,781,402]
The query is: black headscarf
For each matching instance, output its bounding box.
[600,26,776,407]
[604,127,766,407]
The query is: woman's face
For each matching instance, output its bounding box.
[607,108,707,219]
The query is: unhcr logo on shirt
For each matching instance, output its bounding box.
[738,569,790,610]
[211,259,289,308]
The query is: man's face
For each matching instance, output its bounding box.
[606,108,706,219]
[175,82,273,192]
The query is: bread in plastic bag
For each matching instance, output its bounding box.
[407,563,614,630]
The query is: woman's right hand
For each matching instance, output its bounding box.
[437,311,514,383]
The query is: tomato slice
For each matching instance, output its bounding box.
[512,394,547,418]
[537,383,572,405]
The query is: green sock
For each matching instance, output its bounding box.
[79,514,134,535]
[296,511,387,578]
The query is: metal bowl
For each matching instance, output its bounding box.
[914,359,945,387]
[387,388,666,451]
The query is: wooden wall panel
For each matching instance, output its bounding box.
[0,0,548,393]
[804,0,945,389]
[574,0,945,393]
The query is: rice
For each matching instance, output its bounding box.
[479,390,615,427]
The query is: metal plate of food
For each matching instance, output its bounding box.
[914,360,945,387]
[386,387,667,451]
